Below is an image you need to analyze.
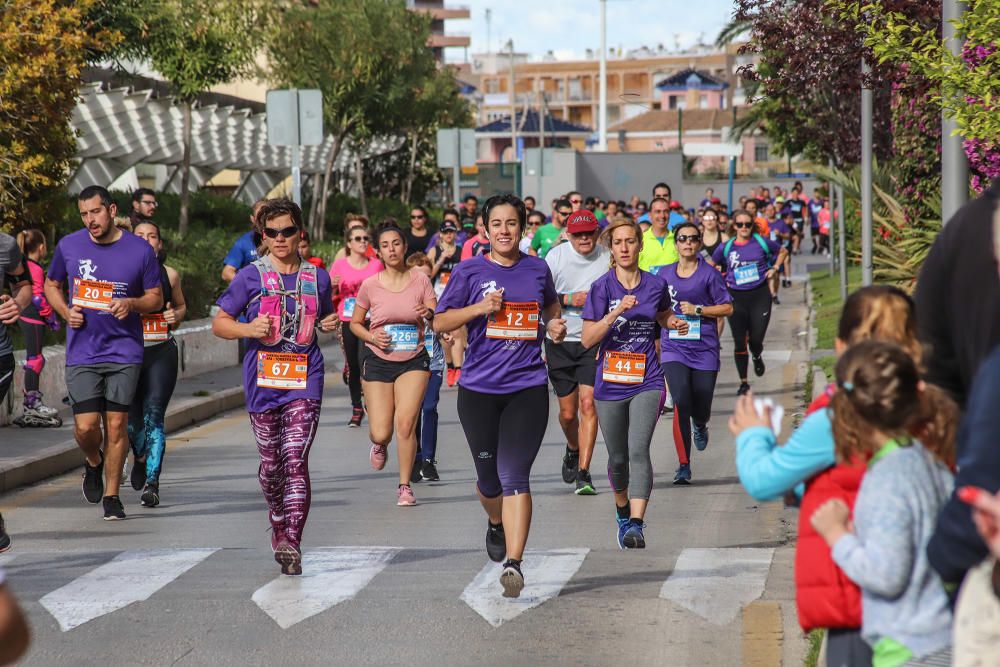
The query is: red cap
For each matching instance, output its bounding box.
[711,197,721,204]
[670,200,683,210]
[566,209,599,234]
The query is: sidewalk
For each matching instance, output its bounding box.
[0,342,343,495]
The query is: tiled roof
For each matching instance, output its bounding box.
[609,107,750,134]
[655,68,729,90]
[476,110,592,134]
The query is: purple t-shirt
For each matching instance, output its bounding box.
[582,269,671,401]
[711,235,781,291]
[435,254,557,394]
[48,229,161,366]
[659,260,732,372]
[216,263,333,413]
[769,219,793,247]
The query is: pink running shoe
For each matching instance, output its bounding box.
[370,443,388,470]
[397,484,416,506]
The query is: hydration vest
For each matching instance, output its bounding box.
[251,256,319,347]
[722,234,774,269]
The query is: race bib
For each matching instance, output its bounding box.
[602,350,646,384]
[438,271,451,287]
[486,302,539,340]
[73,278,114,311]
[734,263,761,286]
[141,314,169,342]
[341,297,356,319]
[384,324,419,352]
[668,315,702,341]
[424,329,435,355]
[256,351,308,390]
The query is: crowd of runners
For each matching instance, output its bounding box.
[4,176,1000,666]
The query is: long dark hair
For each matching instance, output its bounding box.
[481,194,527,232]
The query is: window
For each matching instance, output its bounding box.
[754,144,769,162]
[699,94,709,109]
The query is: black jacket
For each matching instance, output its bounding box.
[913,177,1000,407]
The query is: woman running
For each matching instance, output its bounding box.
[427,218,464,386]
[13,229,61,427]
[712,209,788,396]
[699,209,728,264]
[329,224,383,427]
[659,222,733,485]
[213,199,337,575]
[128,222,187,506]
[350,222,436,507]
[435,194,567,597]
[581,218,683,549]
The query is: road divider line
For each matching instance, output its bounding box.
[659,547,774,626]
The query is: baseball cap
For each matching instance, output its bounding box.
[440,219,459,232]
[669,200,683,210]
[566,210,599,234]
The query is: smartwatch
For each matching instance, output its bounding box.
[694,305,704,317]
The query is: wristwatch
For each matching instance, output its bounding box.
[694,305,704,317]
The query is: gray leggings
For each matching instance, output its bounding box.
[595,389,663,500]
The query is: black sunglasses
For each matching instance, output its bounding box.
[410,214,425,219]
[263,225,299,239]
[676,234,701,243]
[557,209,572,216]
[732,222,754,229]
[351,235,370,242]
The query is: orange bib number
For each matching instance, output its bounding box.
[142,314,169,342]
[602,351,646,384]
[73,278,114,311]
[486,301,539,340]
[257,352,308,390]
[438,271,451,287]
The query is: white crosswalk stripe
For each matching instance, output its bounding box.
[251,547,400,629]
[461,549,589,628]
[38,548,219,632]
[659,547,774,625]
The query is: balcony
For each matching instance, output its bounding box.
[429,33,471,48]
[417,5,471,20]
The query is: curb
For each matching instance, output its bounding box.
[0,386,245,495]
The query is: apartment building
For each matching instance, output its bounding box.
[406,0,472,62]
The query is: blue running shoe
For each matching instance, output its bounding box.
[616,515,629,550]
[623,519,646,549]
[673,464,692,485]
[693,423,710,451]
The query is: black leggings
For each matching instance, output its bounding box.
[456,385,549,497]
[0,353,13,404]
[664,362,718,465]
[18,320,45,392]
[341,321,364,408]
[727,284,773,381]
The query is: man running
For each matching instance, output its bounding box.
[637,197,678,273]
[531,197,572,259]
[45,185,163,520]
[222,199,268,283]
[0,231,31,550]
[129,188,157,228]
[544,210,609,495]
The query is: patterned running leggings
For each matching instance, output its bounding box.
[249,398,321,549]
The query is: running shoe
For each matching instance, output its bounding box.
[454,368,462,385]
[102,495,126,521]
[0,514,10,553]
[753,355,766,377]
[348,406,364,428]
[673,464,692,485]
[623,519,646,549]
[663,392,674,412]
[446,367,456,387]
[140,482,159,508]
[500,560,524,598]
[574,469,596,495]
[410,456,423,483]
[370,442,388,470]
[772,295,781,305]
[421,459,440,481]
[396,484,416,506]
[486,521,506,562]
[274,538,302,576]
[737,382,751,396]
[561,447,579,484]
[82,452,105,504]
[616,516,629,550]
[130,458,146,491]
[693,423,710,452]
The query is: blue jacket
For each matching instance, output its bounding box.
[735,409,837,502]
[927,344,1000,588]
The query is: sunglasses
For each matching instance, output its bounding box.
[557,210,572,216]
[732,222,754,229]
[528,221,542,227]
[570,199,582,204]
[410,214,425,219]
[263,225,299,239]
[676,234,701,243]
[351,235,370,242]
[571,231,596,238]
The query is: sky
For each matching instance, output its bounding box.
[443,0,739,62]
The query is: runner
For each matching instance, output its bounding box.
[530,198,571,258]
[426,208,468,250]
[519,209,546,254]
[544,209,608,495]
[770,212,795,292]
[581,217,683,549]
[782,186,808,254]
[222,199,267,282]
[637,197,678,273]
[0,230,31,550]
[128,188,157,228]
[329,224,383,427]
[45,185,164,521]
[567,191,584,211]
[659,222,733,484]
[350,222,436,507]
[712,209,788,396]
[13,229,61,427]
[298,230,326,270]
[699,208,729,266]
[405,206,432,257]
[427,218,465,386]
[333,215,378,262]
[212,198,336,575]
[434,193,567,598]
[460,195,479,232]
[127,222,187,507]
[461,213,491,260]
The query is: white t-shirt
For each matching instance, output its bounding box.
[545,243,609,342]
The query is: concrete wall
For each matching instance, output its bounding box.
[0,317,238,426]
[576,151,685,204]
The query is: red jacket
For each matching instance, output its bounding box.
[794,385,865,632]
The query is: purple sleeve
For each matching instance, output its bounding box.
[542,265,557,308]
[48,242,67,283]
[656,278,672,312]
[141,244,161,292]
[711,244,725,268]
[317,270,333,318]
[581,279,604,321]
[435,263,470,313]
[216,267,252,318]
[707,266,732,305]
[765,238,781,257]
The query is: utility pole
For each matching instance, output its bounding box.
[486,8,492,54]
[508,39,519,196]
[537,90,546,202]
[941,0,969,224]
[860,58,873,286]
[598,0,608,151]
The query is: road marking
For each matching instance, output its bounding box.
[461,548,588,628]
[39,548,218,632]
[659,548,774,626]
[761,349,792,362]
[0,553,14,568]
[252,547,400,629]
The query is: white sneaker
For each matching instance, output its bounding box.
[663,392,674,412]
